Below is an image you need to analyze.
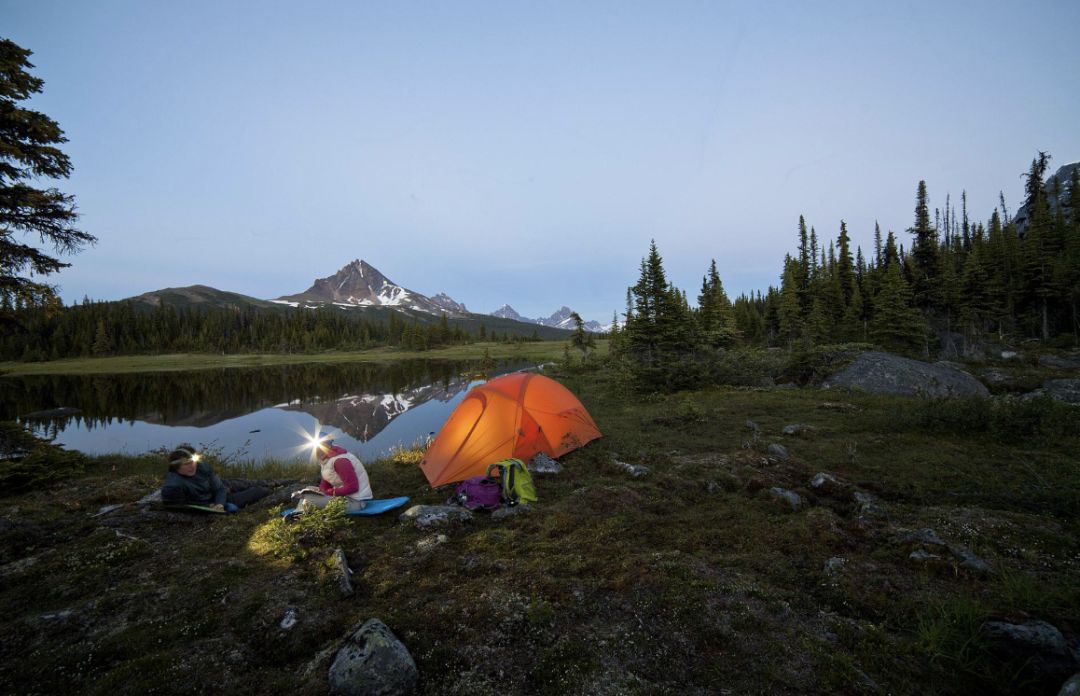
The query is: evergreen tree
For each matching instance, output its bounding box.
[696,259,739,347]
[870,262,926,352]
[569,311,596,358]
[836,220,855,305]
[623,241,694,388]
[908,180,941,308]
[1,39,96,325]
[777,256,802,346]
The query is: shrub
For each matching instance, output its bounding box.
[248,498,350,561]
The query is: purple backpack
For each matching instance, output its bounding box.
[450,476,501,511]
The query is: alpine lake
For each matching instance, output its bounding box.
[0,358,535,466]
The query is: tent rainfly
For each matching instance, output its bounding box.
[419,372,601,488]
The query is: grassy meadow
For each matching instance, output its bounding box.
[0,340,594,376]
[1,354,1078,694]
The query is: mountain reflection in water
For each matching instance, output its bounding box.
[2,360,533,462]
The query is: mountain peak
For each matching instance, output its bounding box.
[277,260,444,313]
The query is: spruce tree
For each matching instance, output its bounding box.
[777,256,802,347]
[1,39,96,325]
[836,220,855,306]
[870,262,926,352]
[908,180,941,309]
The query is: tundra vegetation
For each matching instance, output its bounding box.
[1,344,1078,694]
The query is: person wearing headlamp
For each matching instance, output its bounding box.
[161,444,269,512]
[293,431,372,513]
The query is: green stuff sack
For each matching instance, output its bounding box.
[486,458,538,505]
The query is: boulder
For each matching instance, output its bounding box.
[530,453,562,474]
[329,619,418,696]
[1058,673,1080,696]
[398,505,473,529]
[823,351,990,398]
[980,619,1077,682]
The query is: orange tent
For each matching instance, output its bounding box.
[420,372,602,488]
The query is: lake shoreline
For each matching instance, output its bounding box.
[0,340,590,376]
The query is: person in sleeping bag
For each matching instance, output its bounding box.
[293,433,373,514]
[161,445,270,512]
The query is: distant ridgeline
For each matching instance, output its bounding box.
[5,155,1078,363]
[611,154,1078,388]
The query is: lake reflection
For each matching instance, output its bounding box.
[1,360,532,463]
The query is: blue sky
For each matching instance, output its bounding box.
[5,0,1079,323]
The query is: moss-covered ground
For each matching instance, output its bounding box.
[1,362,1078,695]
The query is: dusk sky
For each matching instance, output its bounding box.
[5,1,1079,323]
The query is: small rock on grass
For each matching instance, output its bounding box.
[782,424,816,436]
[767,443,789,461]
[948,544,993,575]
[745,419,761,432]
[614,460,649,478]
[769,487,803,511]
[530,453,562,474]
[853,491,885,517]
[399,505,473,529]
[492,503,533,520]
[809,472,847,495]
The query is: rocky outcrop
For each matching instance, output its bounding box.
[328,619,418,696]
[822,351,989,397]
[1025,379,1080,404]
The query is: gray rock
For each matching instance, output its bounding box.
[909,549,940,563]
[1002,350,1019,359]
[745,419,761,432]
[769,487,803,511]
[329,619,418,696]
[810,472,847,495]
[949,544,992,574]
[1058,673,1080,696]
[766,443,790,461]
[530,453,562,474]
[614,460,649,478]
[782,423,815,436]
[398,505,473,529]
[492,503,533,520]
[823,557,846,575]
[1041,354,1080,369]
[981,619,1076,681]
[279,607,298,630]
[823,351,990,398]
[853,491,885,517]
